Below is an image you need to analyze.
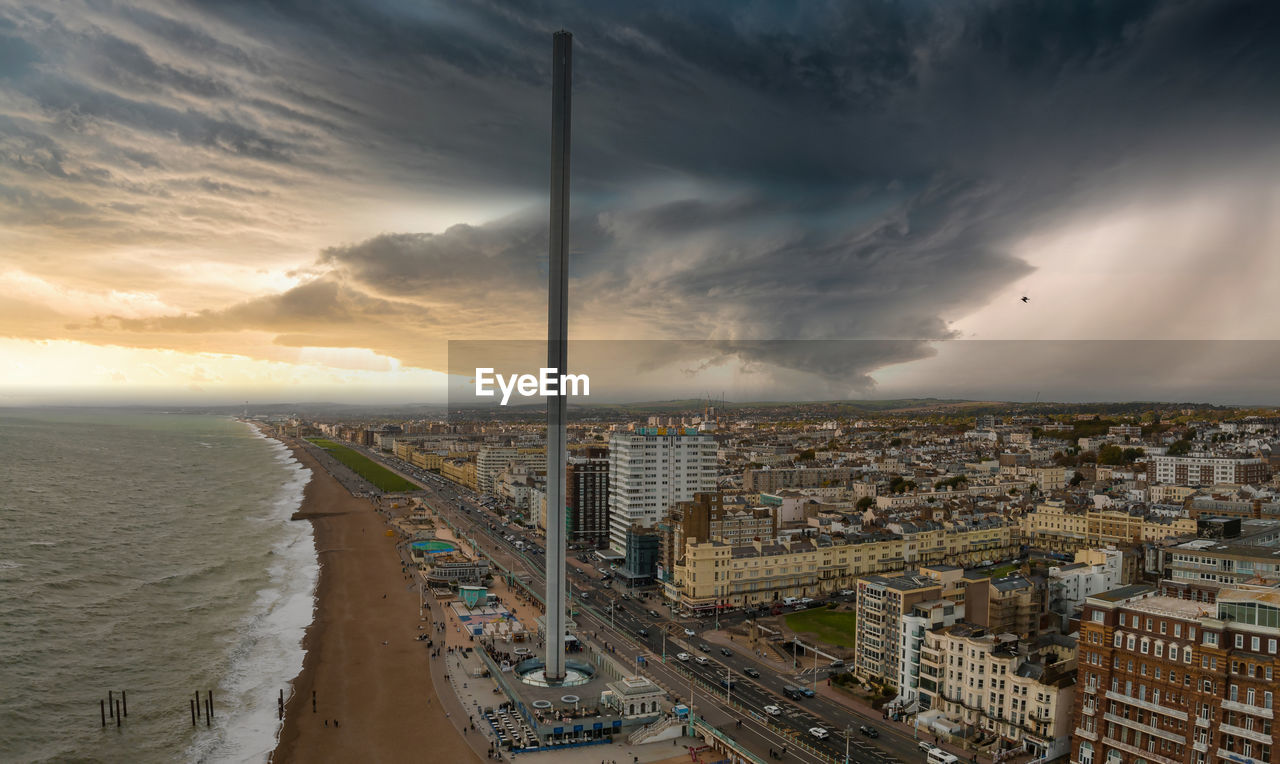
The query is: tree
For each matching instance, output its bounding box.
[856,496,875,511]
[888,475,917,494]
[1070,471,1085,487]
[1097,444,1126,466]
[798,449,816,461]
[1168,440,1193,456]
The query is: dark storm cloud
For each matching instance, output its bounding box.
[6,0,1280,398]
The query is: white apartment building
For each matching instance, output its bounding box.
[477,447,545,494]
[898,599,964,709]
[1047,546,1124,627]
[1149,454,1268,486]
[608,427,716,553]
[919,624,1077,761]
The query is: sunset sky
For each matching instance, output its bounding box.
[3,1,1279,405]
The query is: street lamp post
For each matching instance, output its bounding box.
[813,645,819,695]
[844,727,852,764]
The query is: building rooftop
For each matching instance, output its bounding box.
[1091,584,1156,603]
[991,574,1031,592]
[1218,587,1280,606]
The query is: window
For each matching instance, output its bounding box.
[1079,742,1095,764]
[1115,632,1124,648]
[1092,610,1105,623]
[1237,634,1245,649]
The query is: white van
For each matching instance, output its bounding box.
[927,748,959,764]
[782,597,800,606]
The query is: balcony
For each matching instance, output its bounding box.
[1222,699,1274,719]
[1073,727,1097,742]
[1192,739,1208,753]
[1100,735,1180,764]
[1195,714,1211,728]
[1220,722,1274,746]
[1083,682,1099,694]
[1103,712,1185,743]
[1105,690,1188,721]
[1217,750,1264,764]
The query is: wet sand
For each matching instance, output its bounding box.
[268,436,478,763]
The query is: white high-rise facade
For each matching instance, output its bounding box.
[608,427,716,553]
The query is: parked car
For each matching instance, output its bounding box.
[763,704,782,716]
[677,652,690,662]
[809,727,829,740]
[859,725,879,737]
[743,668,761,678]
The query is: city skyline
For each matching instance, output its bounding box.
[3,1,1280,404]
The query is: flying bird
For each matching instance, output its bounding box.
[1020,296,1030,303]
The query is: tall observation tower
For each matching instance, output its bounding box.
[543,29,572,684]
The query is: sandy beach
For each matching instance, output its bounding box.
[268,435,478,763]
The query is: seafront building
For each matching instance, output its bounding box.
[566,454,610,548]
[607,427,716,553]
[1070,584,1280,764]
[477,447,546,494]
[855,571,945,689]
[917,623,1078,761]
[665,519,1018,613]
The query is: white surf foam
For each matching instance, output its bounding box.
[187,423,317,763]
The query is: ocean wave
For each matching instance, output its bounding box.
[190,423,318,764]
[0,560,22,570]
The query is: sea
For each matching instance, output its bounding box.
[0,409,317,763]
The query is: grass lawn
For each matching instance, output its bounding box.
[987,562,1022,577]
[784,606,857,649]
[306,438,420,492]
